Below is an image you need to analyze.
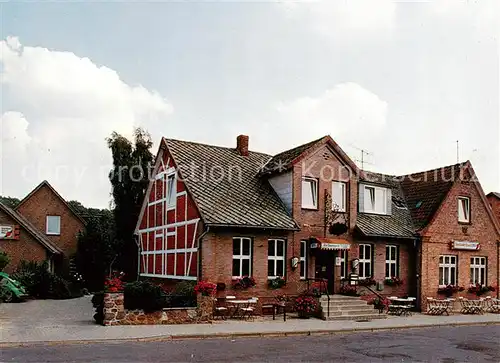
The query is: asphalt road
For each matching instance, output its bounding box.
[1,325,499,362]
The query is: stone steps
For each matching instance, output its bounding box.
[319,295,386,321]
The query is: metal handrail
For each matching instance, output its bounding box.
[305,278,330,318]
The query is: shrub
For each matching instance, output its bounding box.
[91,292,104,325]
[295,295,318,314]
[0,252,10,271]
[194,281,216,296]
[124,280,166,313]
[268,276,286,290]
[173,281,196,296]
[12,260,71,299]
[339,285,359,296]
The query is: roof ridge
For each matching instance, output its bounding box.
[398,161,467,178]
[163,137,272,157]
[270,135,326,159]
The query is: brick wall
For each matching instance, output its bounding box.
[0,209,49,273]
[16,184,84,271]
[420,178,500,308]
[487,195,500,225]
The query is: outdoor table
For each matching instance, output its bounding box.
[427,298,454,315]
[388,297,414,316]
[229,299,257,319]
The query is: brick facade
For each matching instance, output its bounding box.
[0,209,49,273]
[420,175,500,308]
[487,193,500,225]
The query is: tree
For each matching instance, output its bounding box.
[0,196,20,209]
[75,209,116,292]
[107,128,154,280]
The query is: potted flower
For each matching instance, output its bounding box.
[194,281,217,296]
[437,285,465,298]
[295,295,318,318]
[104,271,125,293]
[384,277,404,287]
[268,276,286,289]
[232,276,256,289]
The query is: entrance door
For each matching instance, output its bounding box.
[314,251,335,294]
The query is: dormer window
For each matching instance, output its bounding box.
[302,177,318,209]
[458,196,470,223]
[359,184,391,215]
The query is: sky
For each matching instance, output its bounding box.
[0,0,499,208]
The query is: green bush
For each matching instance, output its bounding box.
[173,281,196,296]
[12,260,71,299]
[124,280,166,313]
[0,252,10,271]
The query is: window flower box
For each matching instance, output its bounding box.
[268,276,286,289]
[384,277,403,286]
[437,285,464,297]
[467,283,495,297]
[231,276,256,289]
[358,277,377,287]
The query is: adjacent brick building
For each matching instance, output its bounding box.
[0,181,85,274]
[135,135,500,311]
[487,192,500,224]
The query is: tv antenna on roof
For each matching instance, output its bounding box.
[456,140,459,163]
[349,144,373,170]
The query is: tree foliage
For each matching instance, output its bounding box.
[0,196,20,209]
[75,209,116,291]
[107,128,154,280]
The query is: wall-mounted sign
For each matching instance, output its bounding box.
[335,257,342,266]
[450,241,480,251]
[310,242,351,250]
[0,225,20,240]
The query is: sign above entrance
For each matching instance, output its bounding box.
[450,241,480,251]
[310,237,350,251]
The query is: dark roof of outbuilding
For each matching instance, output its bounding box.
[0,202,62,254]
[356,171,416,239]
[164,138,298,230]
[399,162,466,230]
[487,192,500,200]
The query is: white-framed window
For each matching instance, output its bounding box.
[167,173,176,207]
[385,245,399,278]
[268,239,285,278]
[232,237,252,277]
[46,216,61,235]
[470,257,486,285]
[302,177,318,209]
[332,181,347,212]
[439,255,457,286]
[300,240,307,279]
[340,249,348,279]
[363,185,388,214]
[358,244,373,279]
[458,196,470,223]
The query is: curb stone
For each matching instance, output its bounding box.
[0,320,498,348]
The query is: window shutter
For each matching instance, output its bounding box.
[386,188,392,215]
[358,184,365,212]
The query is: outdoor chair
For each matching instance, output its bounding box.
[213,297,229,320]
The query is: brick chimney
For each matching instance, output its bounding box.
[236,135,249,156]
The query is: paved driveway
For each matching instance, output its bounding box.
[0,295,94,329]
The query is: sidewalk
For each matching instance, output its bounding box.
[1,312,498,346]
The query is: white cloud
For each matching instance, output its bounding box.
[0,36,174,207]
[280,0,396,38]
[268,82,388,152]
